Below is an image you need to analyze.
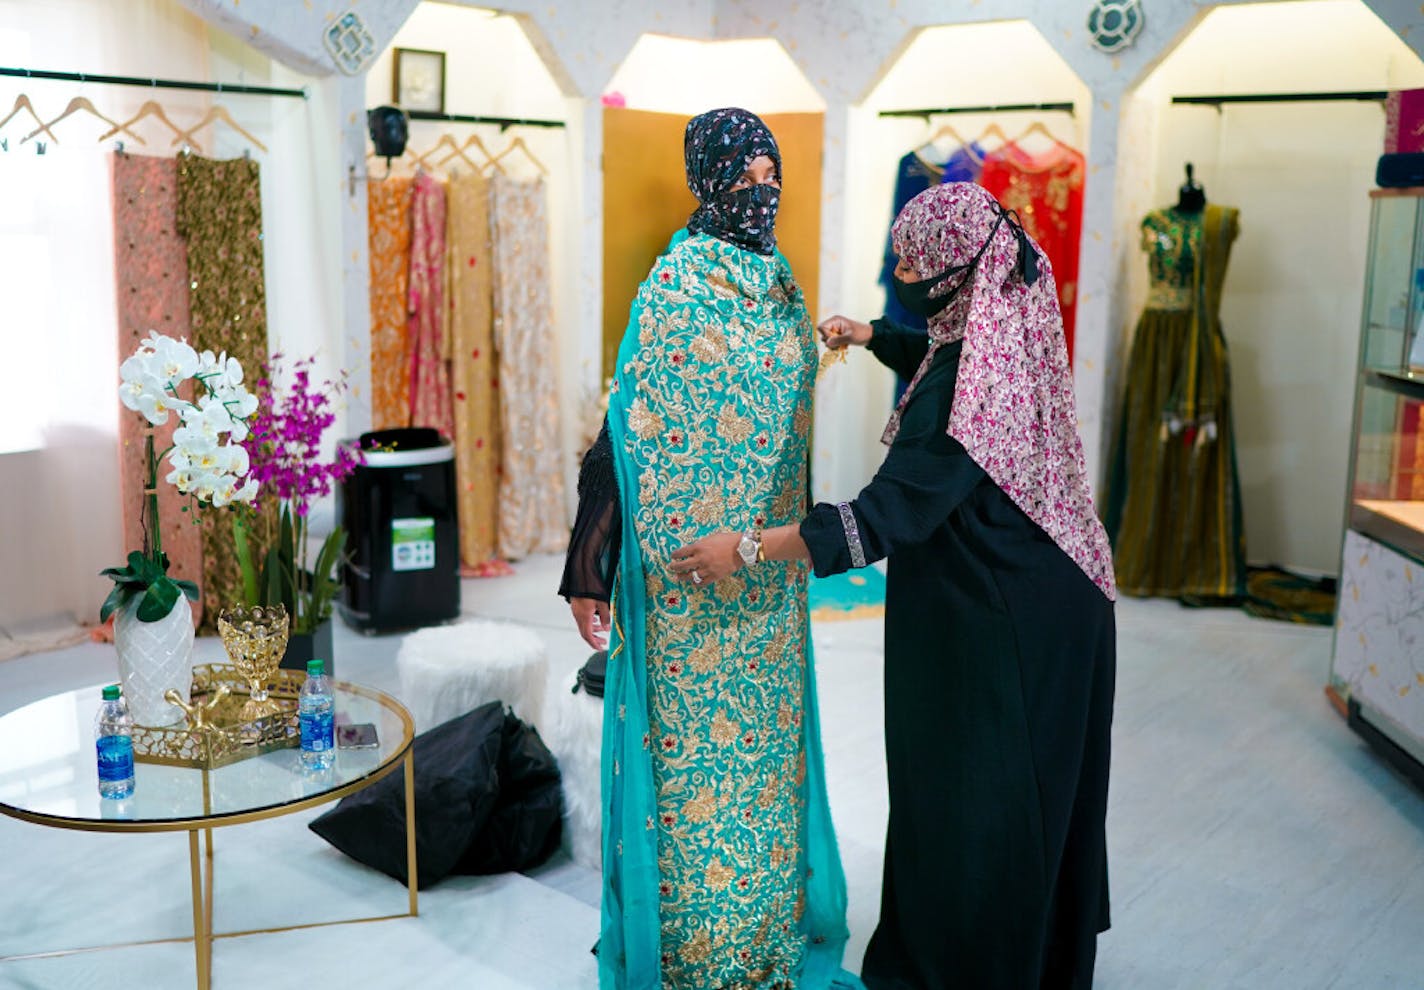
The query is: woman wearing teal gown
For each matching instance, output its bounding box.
[560,109,857,990]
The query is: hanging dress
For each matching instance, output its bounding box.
[599,229,853,989]
[175,154,274,626]
[446,171,505,570]
[368,175,415,430]
[1104,205,1247,601]
[407,172,454,438]
[489,174,567,558]
[111,152,204,625]
[979,141,1085,360]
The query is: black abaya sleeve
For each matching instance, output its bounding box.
[866,317,932,381]
[800,343,985,577]
[557,418,622,602]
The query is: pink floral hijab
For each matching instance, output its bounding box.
[888,182,1116,601]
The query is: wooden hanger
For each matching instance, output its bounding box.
[1011,120,1066,150]
[173,104,266,153]
[486,136,548,176]
[435,139,483,174]
[413,133,462,170]
[450,132,504,175]
[972,122,1011,152]
[0,94,58,144]
[925,119,969,148]
[24,95,140,145]
[99,100,190,148]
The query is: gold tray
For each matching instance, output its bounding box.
[133,662,307,770]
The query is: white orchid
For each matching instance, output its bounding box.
[146,332,200,386]
[166,464,195,494]
[232,478,260,504]
[117,331,259,510]
[136,388,189,427]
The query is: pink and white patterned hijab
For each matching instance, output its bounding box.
[888,182,1116,601]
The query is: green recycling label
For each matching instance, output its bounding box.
[391,517,436,571]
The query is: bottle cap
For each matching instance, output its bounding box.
[306,659,324,675]
[102,684,121,701]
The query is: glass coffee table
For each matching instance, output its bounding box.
[0,679,416,989]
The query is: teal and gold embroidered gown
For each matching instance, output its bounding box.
[595,230,854,990]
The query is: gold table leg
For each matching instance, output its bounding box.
[188,829,210,990]
[404,752,418,917]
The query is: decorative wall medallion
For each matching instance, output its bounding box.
[1088,0,1144,54]
[323,9,377,76]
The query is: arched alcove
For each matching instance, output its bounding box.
[599,35,826,379]
[817,19,1092,505]
[1120,0,1424,575]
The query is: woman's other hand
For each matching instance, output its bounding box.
[570,597,611,651]
[670,532,742,585]
[817,315,873,350]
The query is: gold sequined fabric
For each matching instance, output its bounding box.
[368,176,415,430]
[446,172,503,566]
[111,153,204,626]
[175,155,275,627]
[489,175,567,557]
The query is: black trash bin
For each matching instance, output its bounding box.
[338,428,460,633]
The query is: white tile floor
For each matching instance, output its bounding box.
[0,555,1421,989]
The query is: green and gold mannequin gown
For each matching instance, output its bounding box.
[1105,204,1246,600]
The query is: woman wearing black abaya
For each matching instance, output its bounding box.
[673,182,1118,989]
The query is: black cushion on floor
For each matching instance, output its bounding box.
[458,714,564,875]
[308,700,563,889]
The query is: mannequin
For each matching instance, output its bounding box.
[1176,161,1206,213]
[1105,163,1245,602]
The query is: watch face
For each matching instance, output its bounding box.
[738,536,757,563]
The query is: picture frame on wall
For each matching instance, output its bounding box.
[393,47,445,114]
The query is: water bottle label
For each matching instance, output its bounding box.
[301,709,334,752]
[97,736,134,782]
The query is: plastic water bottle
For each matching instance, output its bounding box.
[299,659,335,771]
[95,684,135,799]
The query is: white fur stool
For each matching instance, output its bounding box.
[396,620,548,734]
[539,666,605,870]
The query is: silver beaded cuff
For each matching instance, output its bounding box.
[837,501,867,569]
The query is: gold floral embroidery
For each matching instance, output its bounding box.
[689,489,728,526]
[690,325,728,363]
[683,786,719,823]
[717,405,754,444]
[710,710,740,746]
[627,398,664,440]
[680,929,713,964]
[705,859,736,891]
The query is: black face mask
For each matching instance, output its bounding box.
[892,211,1012,319]
[893,261,974,319]
[695,182,781,255]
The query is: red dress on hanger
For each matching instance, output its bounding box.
[980,141,1086,359]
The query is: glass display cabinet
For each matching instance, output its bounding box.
[1330,189,1424,788]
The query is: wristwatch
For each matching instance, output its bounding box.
[736,527,763,568]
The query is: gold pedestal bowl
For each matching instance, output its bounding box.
[216,605,291,721]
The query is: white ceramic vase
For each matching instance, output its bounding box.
[114,595,195,727]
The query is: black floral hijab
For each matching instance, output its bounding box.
[683,107,782,256]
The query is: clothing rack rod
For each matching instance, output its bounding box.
[0,66,307,98]
[1172,91,1387,107]
[406,110,565,130]
[879,102,1076,119]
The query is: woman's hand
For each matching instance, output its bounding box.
[670,532,742,585]
[569,597,611,651]
[817,315,873,350]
